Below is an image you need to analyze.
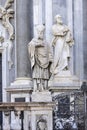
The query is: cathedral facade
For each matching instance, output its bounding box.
[0,0,87,130]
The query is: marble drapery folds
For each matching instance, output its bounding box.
[28,25,53,91]
[51,15,74,76]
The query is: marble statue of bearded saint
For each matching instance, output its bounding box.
[51,15,74,76]
[28,25,53,92]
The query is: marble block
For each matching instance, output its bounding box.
[32,91,52,102]
[48,70,81,90]
[30,103,54,130]
[6,77,33,93]
[10,77,32,86]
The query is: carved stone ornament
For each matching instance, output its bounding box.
[4,110,10,116]
[37,116,47,130]
[7,39,13,69]
[0,0,15,69]
[0,0,14,40]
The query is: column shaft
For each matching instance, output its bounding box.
[45,0,52,43]
[15,0,33,78]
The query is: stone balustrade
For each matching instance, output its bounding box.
[0,102,54,130]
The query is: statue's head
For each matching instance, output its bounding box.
[55,14,63,25]
[36,25,45,40]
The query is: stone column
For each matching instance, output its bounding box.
[38,0,45,25]
[67,0,74,74]
[73,0,83,79]
[15,0,33,79]
[38,0,43,24]
[24,111,31,130]
[11,111,21,130]
[45,0,52,43]
[3,111,10,130]
[7,0,33,102]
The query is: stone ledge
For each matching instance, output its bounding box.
[0,102,55,111]
[49,87,80,92]
[6,77,33,93]
[6,87,33,93]
[11,77,33,86]
[48,74,81,91]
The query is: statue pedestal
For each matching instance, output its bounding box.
[6,78,33,130]
[30,102,54,130]
[6,77,33,102]
[49,71,81,90]
[32,91,52,102]
[31,90,53,130]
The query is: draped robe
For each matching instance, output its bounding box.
[28,38,53,79]
[51,24,74,75]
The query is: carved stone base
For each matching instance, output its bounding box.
[48,71,81,90]
[10,77,32,87]
[30,103,54,130]
[32,91,52,102]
